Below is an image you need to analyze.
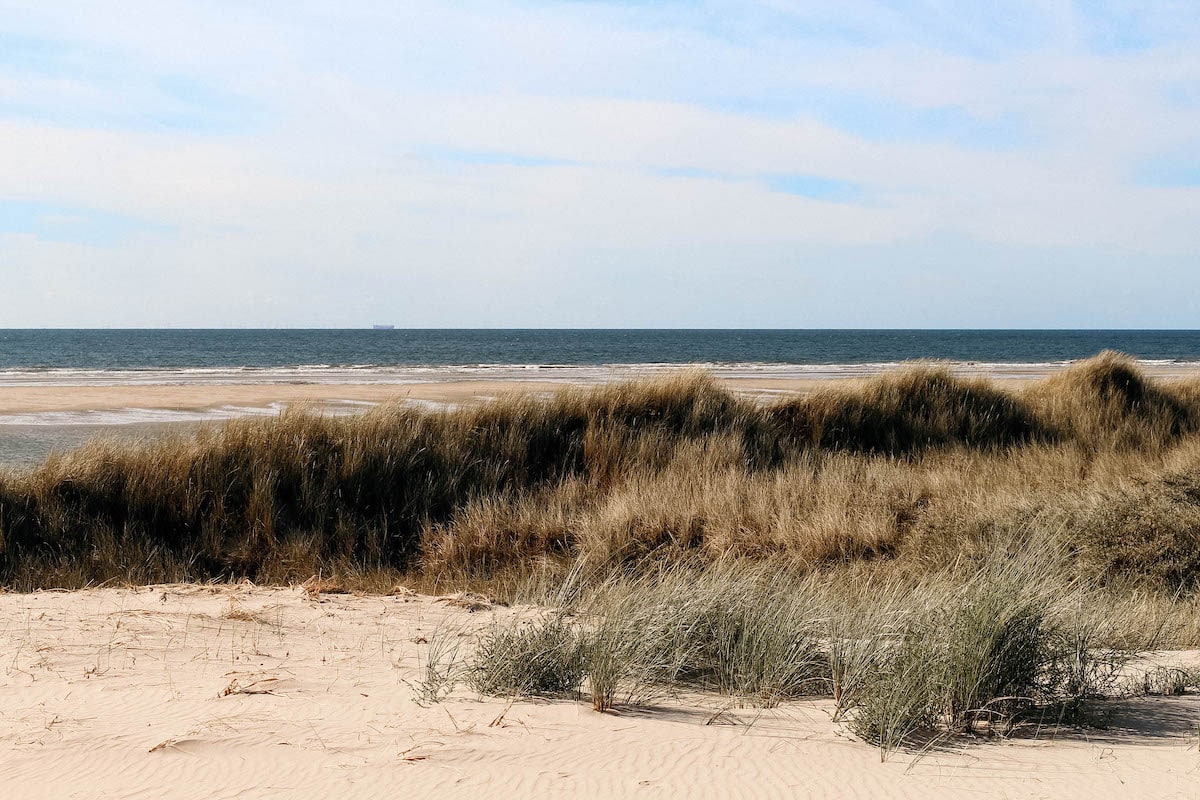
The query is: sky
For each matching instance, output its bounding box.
[1,1,1199,328]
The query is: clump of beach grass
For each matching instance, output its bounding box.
[840,557,1055,756]
[452,546,1148,760]
[568,563,830,710]
[468,614,587,698]
[411,623,467,705]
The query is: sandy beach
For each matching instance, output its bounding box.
[1,362,1197,467]
[0,380,531,415]
[0,379,840,415]
[2,361,1200,417]
[0,584,1196,799]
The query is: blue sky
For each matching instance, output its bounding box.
[1,1,1199,327]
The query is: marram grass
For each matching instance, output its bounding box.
[4,352,1200,592]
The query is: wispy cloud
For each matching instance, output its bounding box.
[1,1,1198,326]
[0,200,170,246]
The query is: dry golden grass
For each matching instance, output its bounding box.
[300,574,348,598]
[3,352,1200,604]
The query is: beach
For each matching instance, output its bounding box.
[9,0,1200,793]
[4,353,1200,798]
[4,360,1200,416]
[2,584,1198,800]
[0,358,1196,467]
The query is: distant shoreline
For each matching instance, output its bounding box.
[2,359,1200,417]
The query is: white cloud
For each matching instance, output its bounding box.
[1,1,1199,326]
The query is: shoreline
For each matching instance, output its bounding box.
[0,378,841,416]
[1,360,1200,416]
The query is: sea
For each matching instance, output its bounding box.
[1,329,1199,466]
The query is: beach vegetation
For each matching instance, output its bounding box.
[5,352,1200,755]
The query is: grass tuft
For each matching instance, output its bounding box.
[468,615,587,698]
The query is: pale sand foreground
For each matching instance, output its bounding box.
[1,587,1198,799]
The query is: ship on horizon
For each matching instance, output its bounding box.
[372,324,395,330]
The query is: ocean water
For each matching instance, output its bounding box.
[1,329,1198,466]
[1,329,1199,379]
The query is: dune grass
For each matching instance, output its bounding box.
[467,615,588,698]
[4,352,1200,594]
[460,541,1174,758]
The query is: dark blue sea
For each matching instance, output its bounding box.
[2,329,1199,371]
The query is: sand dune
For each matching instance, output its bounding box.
[1,586,1197,799]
